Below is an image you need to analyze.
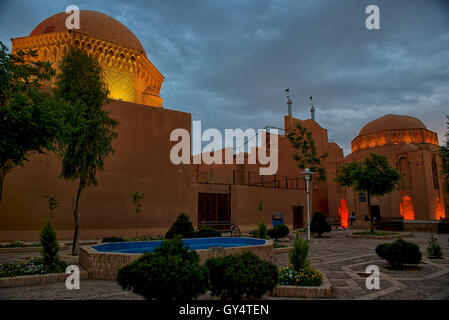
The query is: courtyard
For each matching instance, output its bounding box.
[1,229,448,300]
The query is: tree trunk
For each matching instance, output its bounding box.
[0,172,4,204]
[367,190,374,233]
[72,183,83,256]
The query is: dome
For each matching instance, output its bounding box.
[359,114,427,136]
[30,10,146,56]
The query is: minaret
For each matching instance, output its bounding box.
[286,88,292,116]
[310,96,315,121]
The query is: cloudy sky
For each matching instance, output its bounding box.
[1,0,448,155]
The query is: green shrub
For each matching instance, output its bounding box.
[197,226,221,238]
[427,235,442,258]
[125,235,163,242]
[165,213,197,239]
[117,237,208,300]
[205,252,278,300]
[310,211,331,237]
[102,236,126,243]
[267,224,290,240]
[279,265,322,287]
[289,234,310,271]
[376,239,422,267]
[254,219,268,239]
[40,220,60,266]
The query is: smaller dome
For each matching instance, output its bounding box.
[359,114,427,136]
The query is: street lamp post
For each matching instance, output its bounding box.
[302,168,314,240]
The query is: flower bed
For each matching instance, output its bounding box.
[271,270,332,298]
[0,258,67,278]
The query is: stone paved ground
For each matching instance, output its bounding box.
[1,229,449,300]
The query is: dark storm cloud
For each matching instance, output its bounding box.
[1,0,448,154]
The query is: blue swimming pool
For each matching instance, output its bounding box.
[92,237,267,254]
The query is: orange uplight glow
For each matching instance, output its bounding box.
[338,199,349,228]
[435,196,445,219]
[400,196,415,220]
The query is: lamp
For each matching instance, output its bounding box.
[302,168,314,240]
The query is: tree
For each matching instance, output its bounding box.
[286,123,328,181]
[439,115,449,193]
[0,41,63,203]
[133,191,144,237]
[55,47,118,255]
[43,194,59,223]
[310,211,331,237]
[40,220,60,266]
[335,153,401,232]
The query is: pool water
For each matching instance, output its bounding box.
[92,237,267,254]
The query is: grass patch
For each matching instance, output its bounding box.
[352,230,399,236]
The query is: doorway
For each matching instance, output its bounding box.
[198,193,231,228]
[293,206,304,229]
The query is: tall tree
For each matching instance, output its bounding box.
[55,47,118,255]
[439,115,449,193]
[335,153,401,232]
[286,123,328,181]
[0,41,63,203]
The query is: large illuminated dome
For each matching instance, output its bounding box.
[12,10,164,107]
[351,114,438,152]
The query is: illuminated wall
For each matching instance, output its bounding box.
[400,195,415,220]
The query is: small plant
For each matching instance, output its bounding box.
[254,219,268,239]
[427,234,442,259]
[205,252,278,300]
[165,213,197,239]
[310,211,331,237]
[39,220,60,266]
[376,239,422,268]
[117,237,208,300]
[279,233,323,287]
[267,224,290,241]
[258,201,263,212]
[289,233,310,271]
[197,226,221,238]
[43,195,59,223]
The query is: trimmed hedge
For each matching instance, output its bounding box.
[165,213,197,239]
[376,239,421,267]
[205,252,278,300]
[197,226,221,238]
[117,237,208,300]
[267,224,290,240]
[102,236,125,243]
